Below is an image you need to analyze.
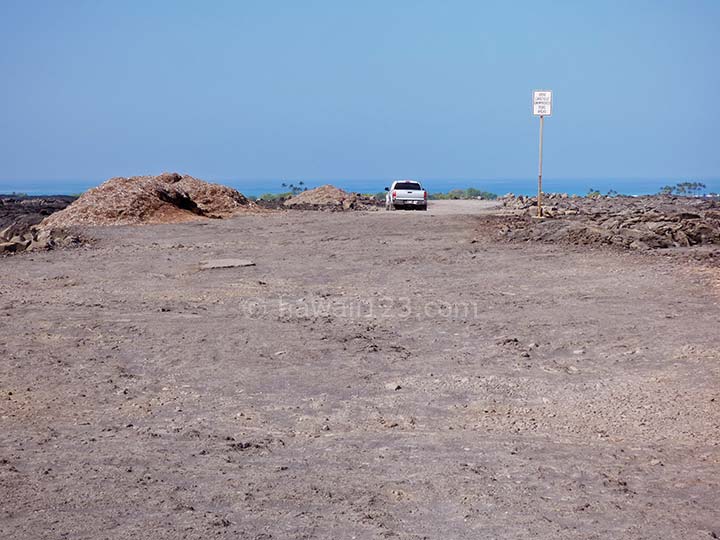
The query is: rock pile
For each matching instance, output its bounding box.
[0,222,82,254]
[0,195,80,255]
[41,173,256,229]
[283,185,380,211]
[498,194,720,250]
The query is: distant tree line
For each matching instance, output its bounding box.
[429,188,498,200]
[253,181,309,201]
[585,182,716,198]
[658,182,707,196]
[371,187,498,201]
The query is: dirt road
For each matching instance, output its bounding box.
[426,199,504,215]
[1,205,719,539]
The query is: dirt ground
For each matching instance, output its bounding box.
[1,201,719,539]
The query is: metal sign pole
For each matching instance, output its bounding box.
[537,115,544,218]
[532,89,551,218]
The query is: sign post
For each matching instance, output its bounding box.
[532,90,552,218]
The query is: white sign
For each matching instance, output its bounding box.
[533,90,552,116]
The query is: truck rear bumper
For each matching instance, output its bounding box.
[393,199,426,206]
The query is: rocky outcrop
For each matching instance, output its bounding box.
[40,173,256,229]
[0,195,75,230]
[498,194,720,250]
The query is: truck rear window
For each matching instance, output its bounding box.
[395,182,422,190]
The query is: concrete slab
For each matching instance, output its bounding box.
[199,258,255,270]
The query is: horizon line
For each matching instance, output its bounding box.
[1,175,719,183]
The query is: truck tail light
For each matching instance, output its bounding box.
[391,190,396,199]
[424,191,427,200]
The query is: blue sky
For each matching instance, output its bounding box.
[1,0,718,187]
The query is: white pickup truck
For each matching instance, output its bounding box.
[384,180,428,211]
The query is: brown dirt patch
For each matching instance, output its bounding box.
[40,173,257,229]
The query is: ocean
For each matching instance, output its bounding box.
[1,177,719,198]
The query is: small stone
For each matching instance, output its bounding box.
[629,240,650,251]
[0,242,15,253]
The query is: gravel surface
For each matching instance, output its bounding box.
[426,199,504,215]
[1,202,719,539]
